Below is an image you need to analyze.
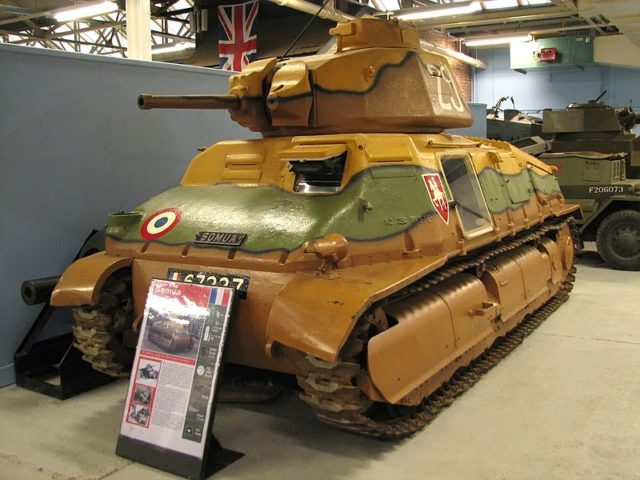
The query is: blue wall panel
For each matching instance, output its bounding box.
[449,102,487,137]
[0,45,257,387]
[474,47,640,115]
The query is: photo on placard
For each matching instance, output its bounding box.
[140,307,206,360]
[128,404,150,427]
[136,359,161,385]
[133,384,153,405]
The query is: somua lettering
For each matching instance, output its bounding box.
[154,286,182,297]
[194,231,247,247]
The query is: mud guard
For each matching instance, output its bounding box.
[266,255,447,363]
[50,252,132,307]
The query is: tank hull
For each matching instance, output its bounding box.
[53,133,578,401]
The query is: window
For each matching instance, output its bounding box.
[441,155,493,237]
[289,153,346,194]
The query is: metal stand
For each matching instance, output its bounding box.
[14,229,113,399]
[204,435,244,478]
[14,306,115,400]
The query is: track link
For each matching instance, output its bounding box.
[297,218,577,438]
[72,275,135,377]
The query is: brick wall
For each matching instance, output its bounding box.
[421,30,472,102]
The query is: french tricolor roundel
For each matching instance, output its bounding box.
[140,208,182,240]
[422,173,449,224]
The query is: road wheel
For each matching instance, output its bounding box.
[596,209,640,271]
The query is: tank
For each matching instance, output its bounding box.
[543,98,640,178]
[533,98,640,270]
[51,17,579,438]
[147,318,194,353]
[486,96,543,142]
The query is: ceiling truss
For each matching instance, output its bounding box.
[0,0,634,60]
[0,1,195,57]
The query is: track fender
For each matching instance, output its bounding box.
[50,252,132,307]
[266,255,447,363]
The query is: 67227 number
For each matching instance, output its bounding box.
[167,268,249,298]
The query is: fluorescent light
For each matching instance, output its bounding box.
[54,1,118,22]
[152,42,194,55]
[523,0,552,5]
[396,1,482,21]
[483,0,519,9]
[465,33,532,47]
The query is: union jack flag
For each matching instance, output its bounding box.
[217,0,259,72]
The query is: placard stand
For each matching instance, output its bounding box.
[116,280,243,479]
[116,433,242,479]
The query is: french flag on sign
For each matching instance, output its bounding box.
[217,0,259,71]
[209,287,232,307]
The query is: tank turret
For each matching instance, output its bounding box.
[543,99,640,178]
[139,17,472,136]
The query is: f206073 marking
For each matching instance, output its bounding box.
[588,185,624,194]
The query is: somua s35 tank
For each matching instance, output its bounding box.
[51,18,579,438]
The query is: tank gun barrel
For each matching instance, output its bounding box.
[21,276,60,305]
[137,94,240,110]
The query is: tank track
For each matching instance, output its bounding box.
[297,217,577,439]
[72,277,135,377]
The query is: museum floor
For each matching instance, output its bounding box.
[0,249,639,480]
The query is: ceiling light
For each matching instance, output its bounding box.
[523,0,552,5]
[483,0,519,10]
[396,1,482,21]
[54,1,118,22]
[152,42,194,55]
[464,33,532,47]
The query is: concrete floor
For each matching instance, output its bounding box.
[1,250,639,480]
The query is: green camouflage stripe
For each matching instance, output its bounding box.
[478,167,560,213]
[108,165,561,253]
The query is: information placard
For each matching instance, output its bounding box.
[116,279,239,479]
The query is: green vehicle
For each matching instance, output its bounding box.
[535,99,640,270]
[486,96,543,143]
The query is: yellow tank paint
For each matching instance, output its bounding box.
[51,253,132,307]
[330,17,420,52]
[181,132,552,192]
[267,255,449,363]
[367,223,574,405]
[228,57,277,97]
[470,137,556,176]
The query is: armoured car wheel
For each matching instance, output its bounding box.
[596,209,640,271]
[72,271,137,377]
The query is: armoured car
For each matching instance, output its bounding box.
[538,100,640,270]
[486,96,543,142]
